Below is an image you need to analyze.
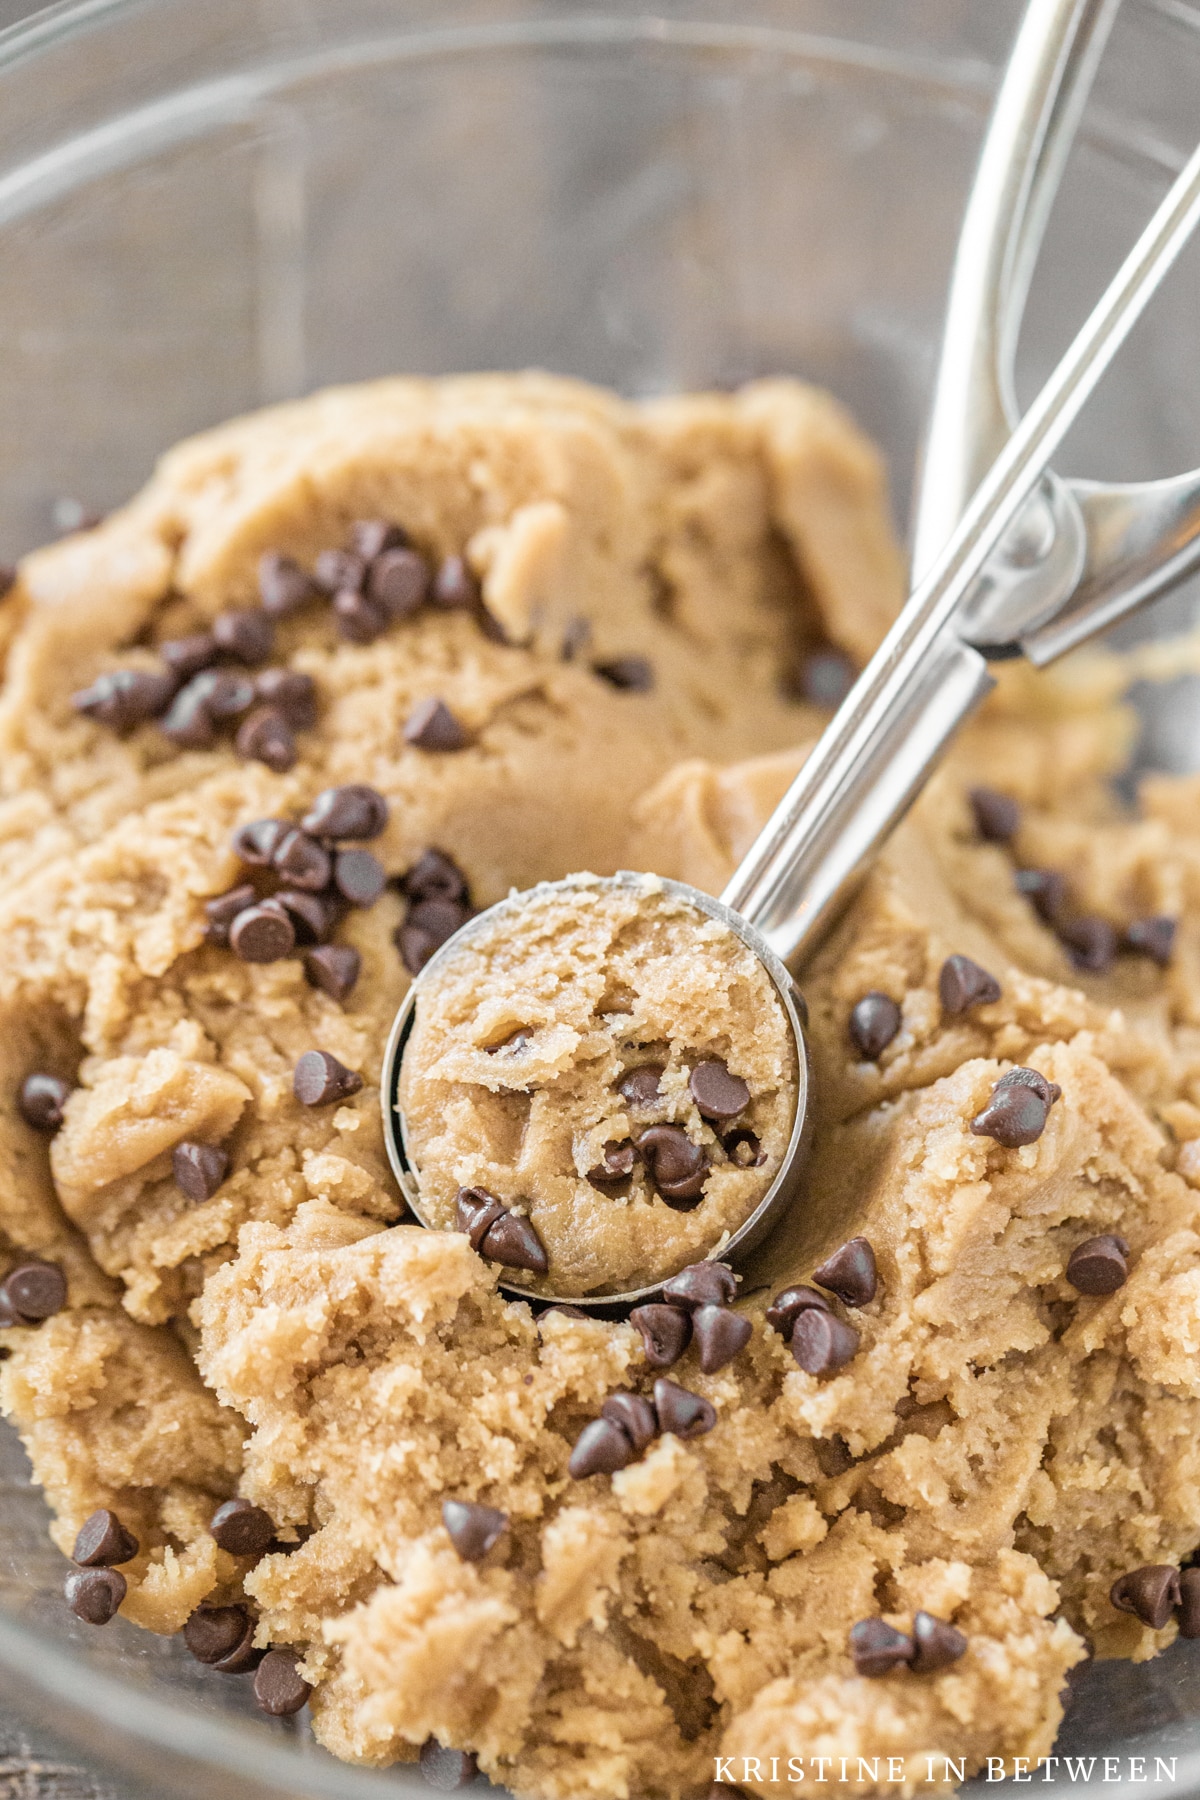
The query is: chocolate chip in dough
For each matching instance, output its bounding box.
[1015,867,1068,925]
[442,1499,508,1562]
[254,667,317,729]
[662,1262,737,1311]
[1,1261,67,1322]
[848,992,902,1060]
[212,608,274,665]
[396,896,471,974]
[1059,914,1117,973]
[160,634,218,681]
[1126,916,1176,967]
[73,669,177,734]
[1066,1232,1130,1295]
[998,1066,1061,1106]
[629,1303,692,1369]
[333,588,389,644]
[272,829,332,892]
[405,697,470,751]
[910,1610,968,1672]
[431,556,479,611]
[65,1567,125,1625]
[692,1304,752,1373]
[275,889,335,946]
[593,655,654,692]
[1178,1567,1200,1638]
[724,1128,763,1167]
[420,1740,478,1790]
[652,1377,717,1440]
[849,1617,914,1678]
[688,1059,750,1121]
[600,1391,658,1453]
[253,1647,311,1716]
[18,1072,70,1133]
[618,1064,664,1110]
[348,518,407,561]
[235,705,297,772]
[938,954,1002,1015]
[813,1237,878,1308]
[314,547,367,596]
[173,1141,229,1202]
[790,1308,859,1377]
[258,551,321,617]
[333,848,387,907]
[587,1139,635,1185]
[304,945,361,1002]
[636,1125,707,1208]
[970,1067,1059,1147]
[159,677,219,748]
[209,1497,276,1558]
[293,1051,363,1108]
[765,1285,831,1339]
[229,902,295,964]
[454,1187,506,1251]
[202,884,256,946]
[301,784,388,842]
[1110,1564,1181,1630]
[569,1417,637,1478]
[969,787,1020,843]
[183,1603,255,1666]
[72,1508,138,1567]
[369,547,430,619]
[232,817,290,866]
[479,1210,549,1277]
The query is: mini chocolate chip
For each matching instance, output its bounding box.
[692,1304,752,1373]
[910,1611,968,1673]
[480,1210,549,1277]
[723,1128,764,1167]
[970,1073,1055,1147]
[455,1187,507,1252]
[301,784,389,842]
[1059,914,1117,972]
[229,902,296,964]
[18,1072,71,1132]
[304,945,361,1002]
[850,1617,914,1678]
[253,1647,311,1716]
[1126,916,1176,966]
[652,1377,717,1440]
[569,1416,637,1478]
[396,896,471,974]
[402,848,470,903]
[202,883,256,946]
[159,677,218,748]
[293,1050,362,1108]
[1016,867,1068,924]
[258,551,321,617]
[2,1261,67,1322]
[561,616,592,661]
[212,608,274,665]
[593,656,654,692]
[848,992,902,1060]
[369,547,431,618]
[618,1065,664,1109]
[254,667,318,729]
[314,547,367,594]
[636,1125,707,1207]
[275,889,334,946]
[969,787,1020,843]
[350,518,408,560]
[209,1497,276,1557]
[431,556,479,611]
[765,1286,831,1338]
[73,669,177,733]
[662,1263,737,1311]
[813,1237,878,1308]
[272,829,332,892]
[235,705,297,772]
[601,1392,658,1453]
[689,1059,751,1121]
[1178,1567,1200,1638]
[199,670,257,721]
[796,648,855,707]
[790,1308,859,1377]
[629,1303,693,1369]
[995,1066,1062,1106]
[232,817,290,865]
[65,1567,125,1625]
[939,954,1002,1015]
[587,1139,636,1185]
[160,634,218,680]
[442,1499,508,1562]
[173,1141,229,1202]
[420,1741,478,1791]
[1066,1233,1130,1296]
[183,1603,254,1665]
[72,1508,139,1567]
[405,697,470,751]
[334,848,387,907]
[333,588,389,643]
[1110,1564,1181,1630]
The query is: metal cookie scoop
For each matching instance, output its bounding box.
[383,0,1200,1310]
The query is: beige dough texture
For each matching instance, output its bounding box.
[398,874,797,1297]
[0,370,1195,1798]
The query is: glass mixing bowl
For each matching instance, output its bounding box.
[2,1,1200,1795]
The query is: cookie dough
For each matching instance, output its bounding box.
[398,874,797,1296]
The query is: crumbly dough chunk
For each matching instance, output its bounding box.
[399,875,796,1296]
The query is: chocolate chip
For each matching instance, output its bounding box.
[636,1125,707,1207]
[65,1567,125,1625]
[73,669,177,733]
[209,1497,276,1557]
[661,1262,737,1310]
[314,547,367,595]
[1126,916,1176,966]
[402,848,469,903]
[304,945,361,1002]
[692,1304,752,1373]
[350,519,408,561]
[629,1303,692,1369]
[1016,867,1068,925]
[183,1603,254,1666]
[333,588,389,644]
[652,1377,717,1440]
[235,705,297,772]
[293,1050,362,1108]
[765,1285,831,1338]
[848,992,902,1060]
[1059,914,1117,972]
[369,547,431,619]
[593,656,654,692]
[455,1187,507,1252]
[173,1141,229,1202]
[254,667,317,729]
[969,787,1020,843]
[1066,1232,1130,1296]
[689,1059,751,1121]
[202,884,256,946]
[420,1741,478,1791]
[275,889,335,946]
[212,608,274,665]
[405,697,470,751]
[601,1391,658,1453]
[72,1508,139,1567]
[939,954,1002,1015]
[796,648,855,708]
[910,1611,968,1672]
[229,902,295,964]
[272,829,332,892]
[431,556,478,611]
[850,1617,914,1678]
[996,1066,1061,1106]
[2,1261,67,1322]
[160,634,218,681]
[232,817,290,866]
[159,676,219,748]
[1110,1564,1180,1630]
[1178,1567,1200,1638]
[569,1416,637,1478]
[480,1210,549,1276]
[587,1139,636,1185]
[790,1308,859,1376]
[441,1499,508,1562]
[618,1065,664,1110]
[397,896,471,975]
[970,1069,1057,1147]
[258,551,320,617]
[724,1128,763,1167]
[813,1237,878,1308]
[18,1072,71,1132]
[334,848,387,907]
[253,1647,311,1716]
[301,784,388,842]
